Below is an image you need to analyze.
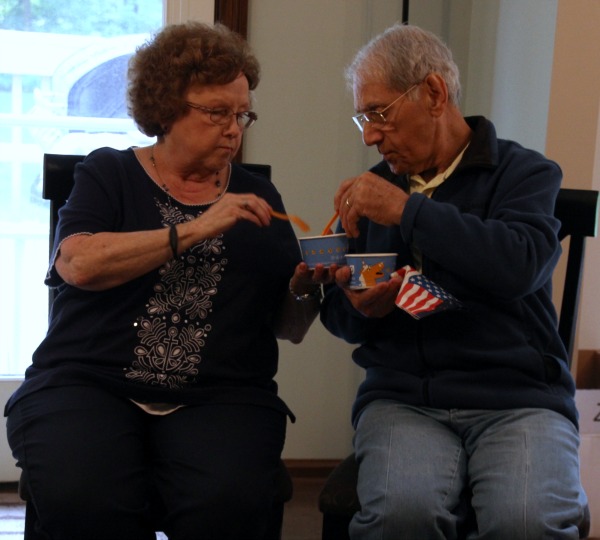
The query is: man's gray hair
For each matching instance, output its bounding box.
[346,24,461,106]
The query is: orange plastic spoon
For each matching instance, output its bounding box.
[320,211,339,235]
[270,209,311,232]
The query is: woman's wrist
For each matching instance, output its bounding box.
[288,280,323,302]
[169,224,178,259]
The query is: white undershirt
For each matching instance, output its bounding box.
[408,145,469,269]
[131,400,185,415]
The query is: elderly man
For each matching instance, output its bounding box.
[321,23,587,539]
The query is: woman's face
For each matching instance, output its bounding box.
[168,73,251,173]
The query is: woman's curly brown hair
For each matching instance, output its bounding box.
[127,22,260,137]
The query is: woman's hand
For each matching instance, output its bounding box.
[275,262,337,344]
[187,192,272,239]
[334,172,409,237]
[289,262,338,297]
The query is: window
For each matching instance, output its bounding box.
[0,0,163,377]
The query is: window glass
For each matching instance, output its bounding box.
[0,0,163,376]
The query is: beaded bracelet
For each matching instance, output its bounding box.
[289,280,323,302]
[169,224,178,259]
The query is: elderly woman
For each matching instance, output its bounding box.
[6,22,326,540]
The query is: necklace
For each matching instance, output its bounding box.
[149,143,229,205]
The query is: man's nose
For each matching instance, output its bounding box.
[361,123,383,146]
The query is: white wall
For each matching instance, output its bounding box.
[546,0,600,353]
[244,1,407,459]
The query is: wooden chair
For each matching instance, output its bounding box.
[318,187,599,540]
[19,152,293,540]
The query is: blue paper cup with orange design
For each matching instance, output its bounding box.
[345,253,398,289]
[298,233,349,268]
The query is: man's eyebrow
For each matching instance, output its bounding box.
[356,101,385,113]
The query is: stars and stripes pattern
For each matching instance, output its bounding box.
[393,265,462,319]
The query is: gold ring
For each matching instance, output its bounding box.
[345,198,351,208]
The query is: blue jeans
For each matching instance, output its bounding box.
[351,400,587,540]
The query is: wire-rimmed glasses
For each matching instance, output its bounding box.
[352,83,420,132]
[186,102,258,129]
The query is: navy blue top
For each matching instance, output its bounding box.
[6,147,301,419]
[320,116,578,428]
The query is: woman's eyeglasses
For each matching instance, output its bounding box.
[186,102,258,129]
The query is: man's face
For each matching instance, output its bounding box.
[353,81,436,176]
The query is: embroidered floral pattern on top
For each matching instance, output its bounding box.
[125,198,227,388]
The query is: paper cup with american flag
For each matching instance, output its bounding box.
[393,265,463,319]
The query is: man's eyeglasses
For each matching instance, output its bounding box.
[352,83,419,132]
[186,102,258,129]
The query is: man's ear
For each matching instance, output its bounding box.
[422,73,448,117]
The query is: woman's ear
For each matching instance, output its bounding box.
[422,73,448,117]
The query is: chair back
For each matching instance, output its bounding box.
[553,188,599,364]
[43,153,85,254]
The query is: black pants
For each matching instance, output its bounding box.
[7,386,287,540]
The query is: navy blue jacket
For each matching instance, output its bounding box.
[320,116,578,428]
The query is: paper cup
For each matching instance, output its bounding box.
[298,233,349,268]
[345,253,398,289]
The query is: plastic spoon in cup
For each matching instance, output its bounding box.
[270,209,311,232]
[321,211,339,236]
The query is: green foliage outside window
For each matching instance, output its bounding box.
[0,0,162,36]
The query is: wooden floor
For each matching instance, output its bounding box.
[282,477,326,540]
[0,477,327,540]
[2,481,597,540]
